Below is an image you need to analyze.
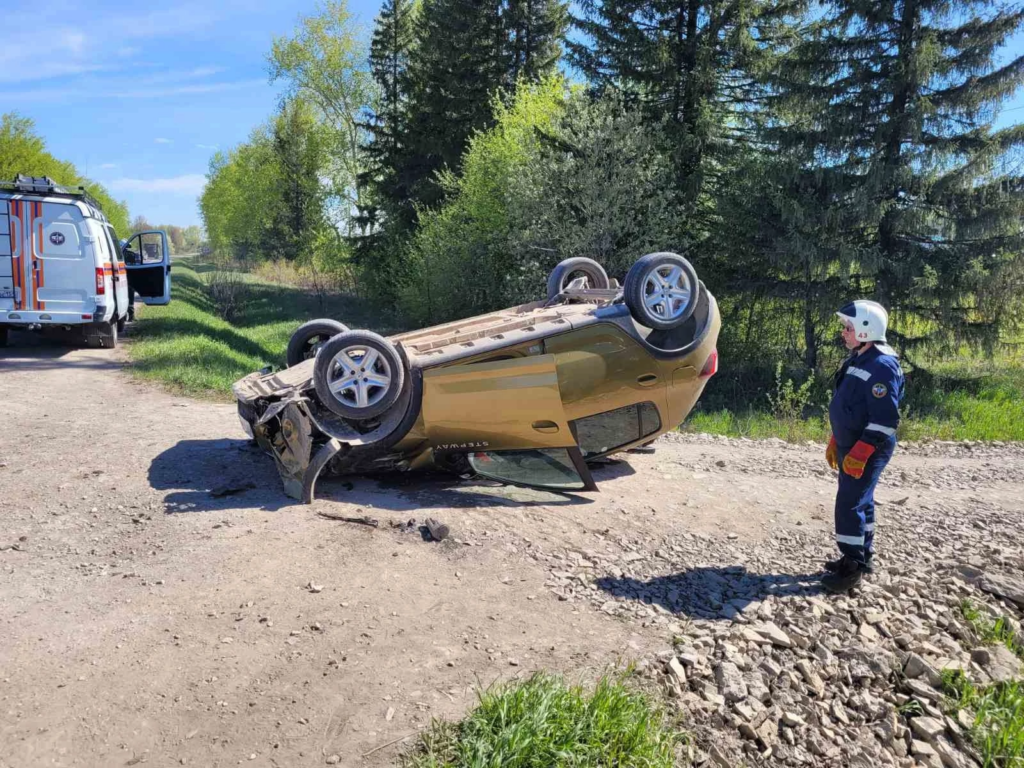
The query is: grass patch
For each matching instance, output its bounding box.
[939,603,1024,767]
[127,261,394,398]
[961,601,1024,658]
[942,671,1024,768]
[402,672,680,768]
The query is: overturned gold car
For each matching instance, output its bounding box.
[233,252,720,502]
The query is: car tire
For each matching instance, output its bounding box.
[313,330,406,421]
[287,319,349,368]
[546,257,610,301]
[0,325,8,348]
[623,252,700,330]
[98,321,118,349]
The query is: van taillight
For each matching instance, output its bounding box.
[95,267,105,295]
[700,349,718,378]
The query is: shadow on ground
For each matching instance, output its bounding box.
[595,566,824,621]
[0,331,123,372]
[149,438,299,513]
[150,438,597,514]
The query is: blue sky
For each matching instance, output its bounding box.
[2,0,383,229]
[3,1,1022,231]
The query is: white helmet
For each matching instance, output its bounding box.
[837,300,888,344]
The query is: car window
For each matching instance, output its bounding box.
[573,402,662,458]
[468,448,585,490]
[140,233,164,264]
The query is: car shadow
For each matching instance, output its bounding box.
[587,457,638,482]
[149,438,596,514]
[315,471,596,510]
[149,438,300,513]
[595,566,825,621]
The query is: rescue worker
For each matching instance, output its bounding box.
[822,300,904,593]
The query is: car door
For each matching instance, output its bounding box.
[123,230,171,305]
[420,355,596,491]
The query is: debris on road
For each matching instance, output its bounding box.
[425,517,450,542]
[316,511,379,528]
[306,581,324,593]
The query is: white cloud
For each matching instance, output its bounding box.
[108,174,207,196]
[196,144,219,150]
[154,138,174,144]
[98,163,118,170]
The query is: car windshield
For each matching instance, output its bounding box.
[468,448,585,490]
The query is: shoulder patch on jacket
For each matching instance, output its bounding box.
[872,382,888,398]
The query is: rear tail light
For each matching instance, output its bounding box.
[700,349,719,378]
[95,267,105,295]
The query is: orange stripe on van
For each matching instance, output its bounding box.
[33,202,45,310]
[10,201,22,310]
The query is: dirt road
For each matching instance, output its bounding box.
[2,337,1023,768]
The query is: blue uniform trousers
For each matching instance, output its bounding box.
[835,437,895,563]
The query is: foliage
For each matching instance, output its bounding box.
[767,361,817,420]
[402,672,679,768]
[942,670,1024,768]
[404,80,686,325]
[756,0,1024,361]
[960,600,1024,657]
[268,0,376,222]
[0,112,131,235]
[200,124,283,260]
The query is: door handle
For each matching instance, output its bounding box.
[532,420,559,434]
[637,374,659,387]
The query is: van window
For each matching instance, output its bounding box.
[103,226,123,266]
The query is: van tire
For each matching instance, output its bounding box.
[98,321,118,349]
[0,325,8,347]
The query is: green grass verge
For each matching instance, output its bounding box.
[402,672,680,768]
[938,602,1024,767]
[127,261,392,398]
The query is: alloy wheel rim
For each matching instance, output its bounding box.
[326,345,392,409]
[642,265,691,320]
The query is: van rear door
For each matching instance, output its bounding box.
[29,201,95,316]
[124,230,171,305]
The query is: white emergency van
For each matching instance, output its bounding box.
[0,174,171,349]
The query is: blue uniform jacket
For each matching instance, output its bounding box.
[829,345,904,451]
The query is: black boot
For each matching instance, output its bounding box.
[824,553,874,575]
[822,557,865,593]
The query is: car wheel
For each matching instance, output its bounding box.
[98,321,118,349]
[546,257,610,301]
[0,325,8,348]
[623,252,700,330]
[313,331,405,421]
[287,319,349,368]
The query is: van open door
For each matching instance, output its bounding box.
[123,230,171,306]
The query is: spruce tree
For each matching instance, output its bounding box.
[568,0,803,241]
[363,0,419,231]
[507,0,569,84]
[764,0,1024,356]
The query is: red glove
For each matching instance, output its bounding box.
[825,435,839,470]
[842,440,876,479]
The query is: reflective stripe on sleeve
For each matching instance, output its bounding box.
[836,534,865,546]
[866,423,896,436]
[846,367,871,381]
[864,523,875,532]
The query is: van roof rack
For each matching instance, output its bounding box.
[0,174,104,211]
